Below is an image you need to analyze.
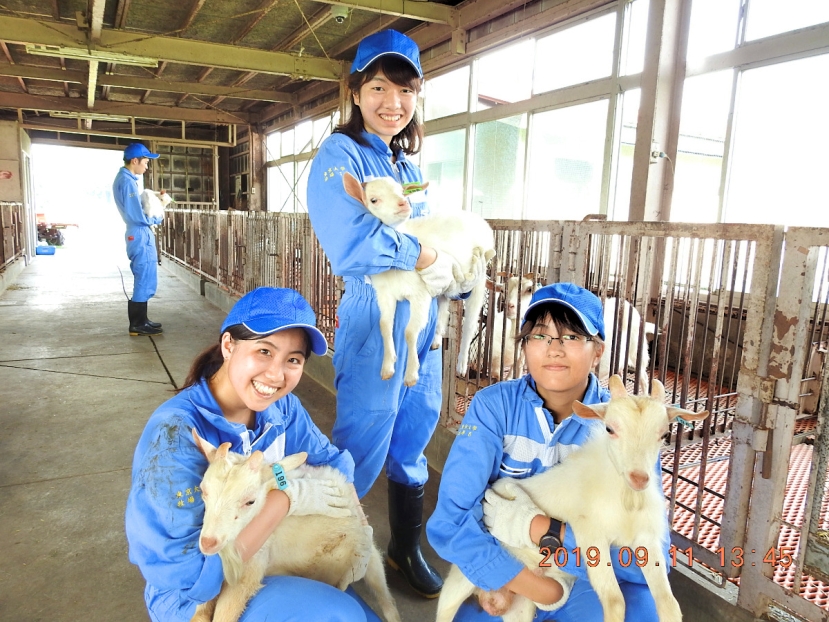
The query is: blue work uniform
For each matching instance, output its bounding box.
[307,131,441,498]
[125,378,377,622]
[426,374,663,622]
[113,167,162,303]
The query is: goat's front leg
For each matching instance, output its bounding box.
[431,296,450,350]
[375,290,398,380]
[212,560,268,622]
[638,540,682,622]
[402,296,431,386]
[581,541,625,622]
[436,565,478,622]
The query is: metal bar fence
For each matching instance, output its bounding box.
[0,202,25,270]
[161,208,829,619]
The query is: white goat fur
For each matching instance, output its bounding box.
[190,430,400,622]
[436,376,710,622]
[343,173,495,386]
[140,189,172,219]
[469,277,535,380]
[598,298,656,394]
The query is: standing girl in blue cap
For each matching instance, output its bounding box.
[427,283,664,621]
[307,29,482,598]
[114,142,164,336]
[125,287,383,621]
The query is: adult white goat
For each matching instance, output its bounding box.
[598,298,656,394]
[435,375,709,622]
[141,188,172,219]
[470,276,535,380]
[342,173,495,386]
[190,429,401,622]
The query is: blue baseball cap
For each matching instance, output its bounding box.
[351,29,423,78]
[221,287,328,356]
[123,143,159,160]
[521,283,605,341]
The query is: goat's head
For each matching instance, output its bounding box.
[342,172,414,228]
[504,276,535,320]
[572,375,709,492]
[191,428,307,556]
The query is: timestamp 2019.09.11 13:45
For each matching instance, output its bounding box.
[538,545,795,569]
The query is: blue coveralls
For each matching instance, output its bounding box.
[426,374,663,622]
[125,378,379,622]
[307,131,441,498]
[113,167,162,303]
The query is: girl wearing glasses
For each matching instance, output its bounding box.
[426,283,661,621]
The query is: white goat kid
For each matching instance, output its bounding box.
[190,430,401,622]
[140,189,172,219]
[436,375,709,622]
[343,173,495,386]
[598,298,656,394]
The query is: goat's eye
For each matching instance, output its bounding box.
[245,499,255,506]
[605,425,615,435]
[370,197,378,204]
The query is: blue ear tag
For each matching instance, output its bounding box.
[272,464,288,490]
[675,416,695,429]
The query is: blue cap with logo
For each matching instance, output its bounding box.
[124,143,159,160]
[521,282,605,341]
[221,287,328,356]
[351,29,423,78]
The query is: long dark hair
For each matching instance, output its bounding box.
[179,325,312,392]
[334,56,424,156]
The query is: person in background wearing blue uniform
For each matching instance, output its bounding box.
[125,287,383,621]
[307,29,483,599]
[427,283,663,621]
[113,142,163,336]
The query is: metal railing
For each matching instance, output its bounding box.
[161,207,829,620]
[0,202,25,271]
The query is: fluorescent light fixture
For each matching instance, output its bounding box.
[50,111,132,123]
[26,44,158,68]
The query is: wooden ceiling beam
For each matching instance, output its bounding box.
[309,0,456,25]
[0,41,28,93]
[0,91,251,124]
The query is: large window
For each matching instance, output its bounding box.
[421,130,466,213]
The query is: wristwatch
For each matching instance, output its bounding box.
[539,517,565,551]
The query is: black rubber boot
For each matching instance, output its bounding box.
[128,300,163,336]
[386,480,443,598]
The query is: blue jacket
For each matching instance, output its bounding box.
[113,167,162,234]
[125,378,354,621]
[307,131,427,282]
[427,374,658,591]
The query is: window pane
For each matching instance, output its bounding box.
[525,100,608,220]
[477,41,534,111]
[670,71,732,223]
[471,115,527,218]
[424,66,470,120]
[611,89,640,220]
[746,0,829,41]
[295,160,311,212]
[422,129,466,213]
[265,131,280,161]
[281,129,295,157]
[622,0,649,76]
[726,54,829,226]
[313,115,333,147]
[268,162,294,212]
[295,121,313,154]
[534,13,616,94]
[687,0,740,62]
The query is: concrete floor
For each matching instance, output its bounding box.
[0,241,448,622]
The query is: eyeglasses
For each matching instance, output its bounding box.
[524,333,594,349]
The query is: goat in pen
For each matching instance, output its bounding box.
[435,375,709,622]
[190,429,401,622]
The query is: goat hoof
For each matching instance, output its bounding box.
[381,369,395,380]
[404,374,419,387]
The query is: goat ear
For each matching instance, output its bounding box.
[573,400,609,420]
[666,407,710,423]
[248,451,264,471]
[216,442,231,461]
[192,428,218,462]
[608,375,629,399]
[276,451,308,472]
[342,172,365,204]
[649,378,666,402]
[420,181,429,191]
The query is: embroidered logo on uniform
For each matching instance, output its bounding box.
[457,424,478,437]
[175,485,201,508]
[323,166,346,182]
